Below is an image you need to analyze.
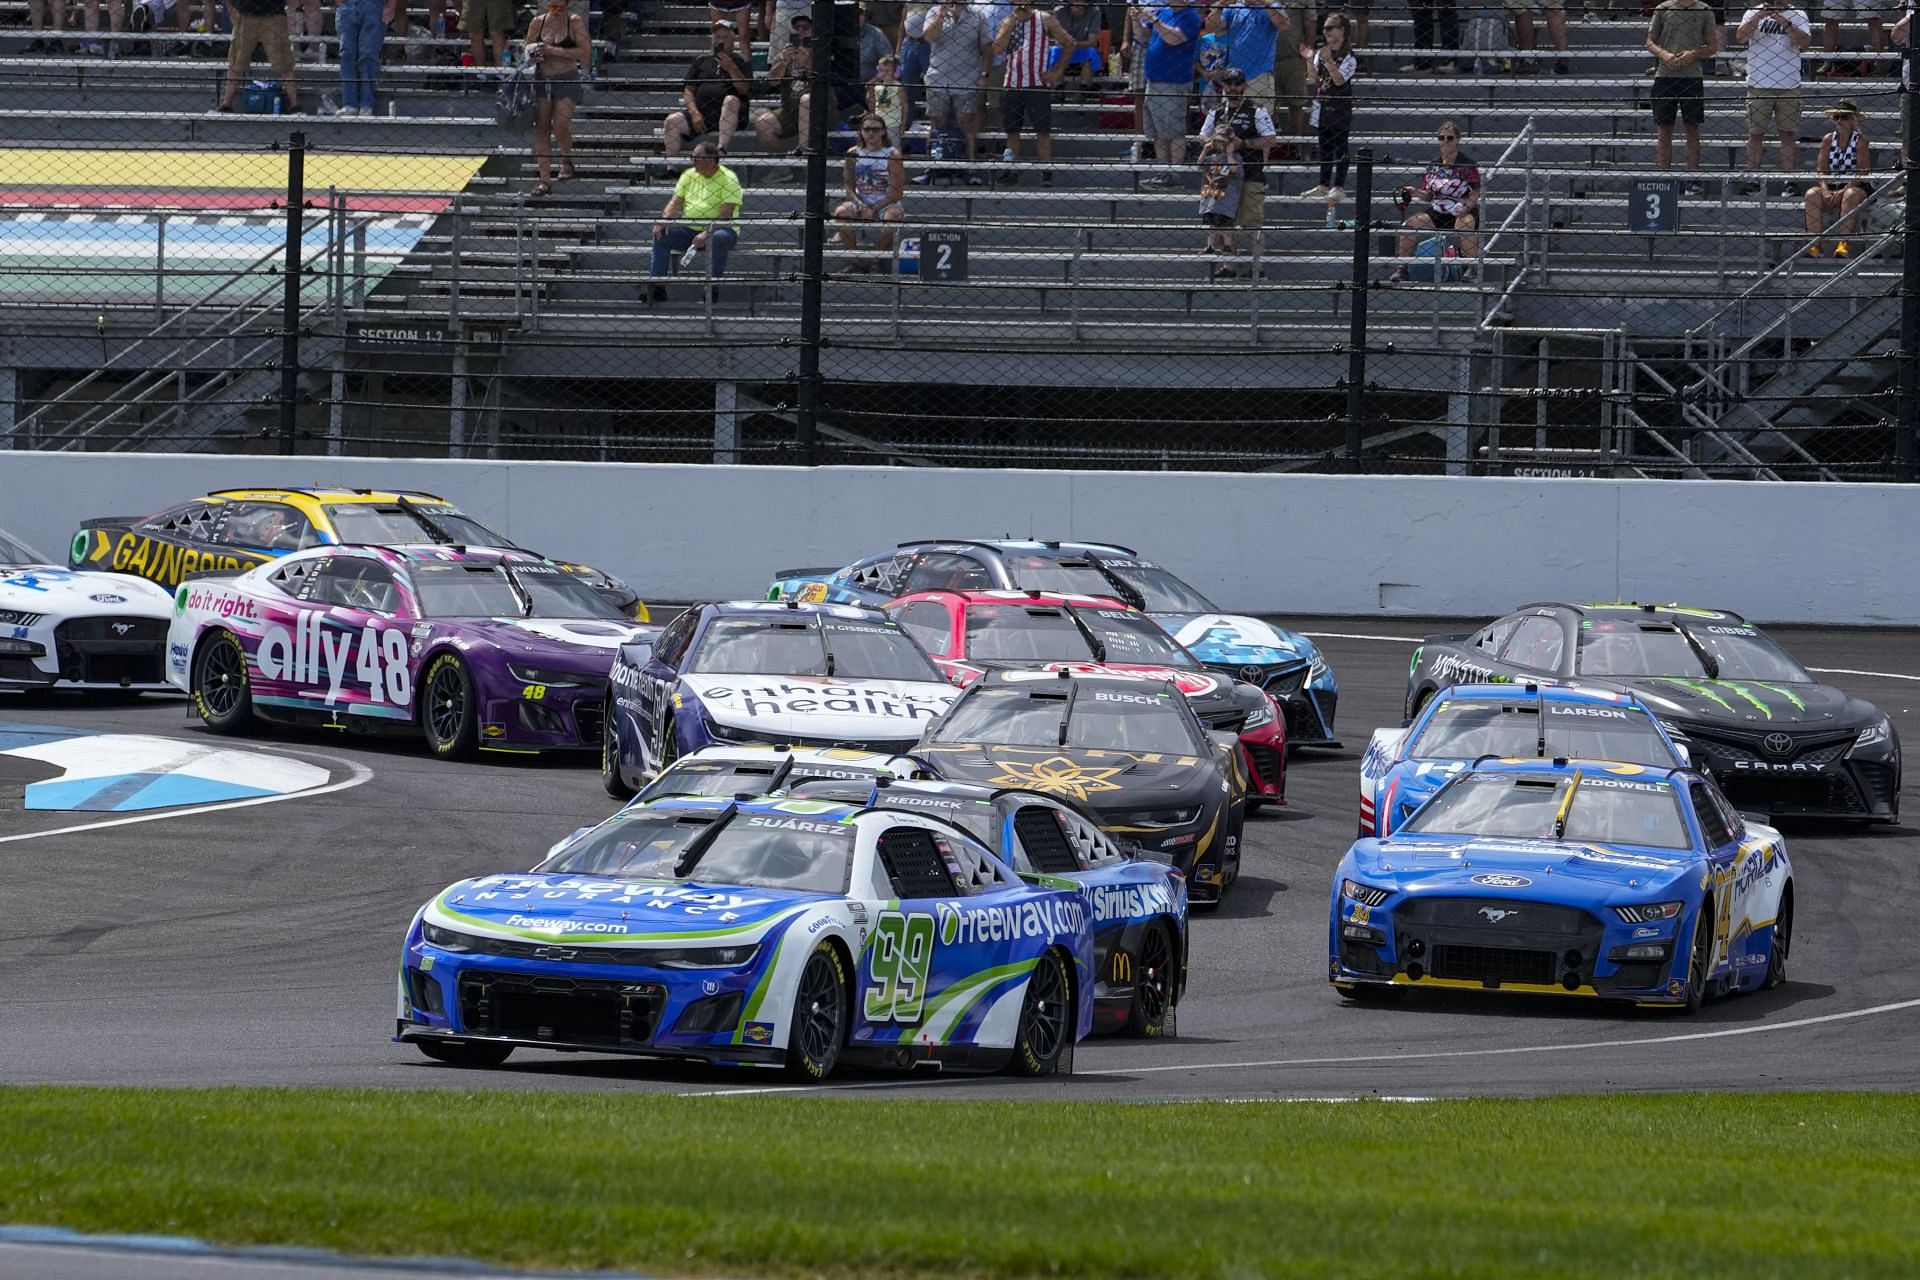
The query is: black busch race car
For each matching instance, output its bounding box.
[915,668,1250,906]
[1405,602,1900,823]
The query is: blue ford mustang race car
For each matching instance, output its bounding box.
[602,600,958,798]
[766,539,1340,745]
[1358,683,1686,837]
[1331,759,1794,1010]
[398,794,1095,1077]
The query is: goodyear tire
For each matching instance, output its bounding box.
[783,941,848,1081]
[421,653,478,759]
[1683,901,1715,1014]
[191,630,254,734]
[415,1038,514,1068]
[1008,948,1072,1076]
[1123,924,1177,1039]
[1764,888,1793,990]
[602,706,636,800]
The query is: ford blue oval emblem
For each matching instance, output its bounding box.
[1470,873,1532,888]
[89,593,127,604]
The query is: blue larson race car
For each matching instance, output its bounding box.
[784,778,1190,1038]
[766,539,1340,746]
[1358,683,1687,837]
[602,600,958,798]
[398,794,1095,1078]
[1331,759,1794,1011]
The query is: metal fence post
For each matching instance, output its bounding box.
[1899,43,1919,481]
[279,130,306,456]
[793,0,838,466]
[1345,148,1374,472]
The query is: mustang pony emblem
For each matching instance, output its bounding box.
[986,755,1128,802]
[1478,907,1517,923]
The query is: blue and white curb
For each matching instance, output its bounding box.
[0,723,329,813]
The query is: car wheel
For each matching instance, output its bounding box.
[1764,888,1793,990]
[1008,948,1072,1076]
[415,1038,514,1068]
[1683,901,1715,1014]
[191,630,254,734]
[421,653,478,759]
[783,941,848,1081]
[602,706,635,800]
[1123,923,1177,1039]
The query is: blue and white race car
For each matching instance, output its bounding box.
[766,539,1340,745]
[397,794,1095,1077]
[1331,759,1794,1010]
[786,779,1190,1038]
[0,526,176,692]
[1358,684,1687,837]
[602,601,959,798]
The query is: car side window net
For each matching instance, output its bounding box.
[876,826,962,899]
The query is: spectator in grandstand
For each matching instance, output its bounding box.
[463,0,514,73]
[26,0,64,53]
[869,53,908,147]
[1646,0,1718,173]
[769,0,811,46]
[1402,0,1457,72]
[835,114,907,271]
[333,0,395,114]
[1803,99,1873,257]
[856,3,896,81]
[524,0,589,194]
[995,1,1076,182]
[1196,66,1275,275]
[1509,0,1572,74]
[711,0,754,63]
[1819,0,1891,74]
[1387,121,1480,282]
[914,0,994,179]
[1271,3,1312,139]
[1737,0,1809,183]
[1137,0,1204,186]
[286,0,322,63]
[900,3,932,115]
[1055,0,1106,92]
[173,0,221,54]
[752,13,811,170]
[1206,0,1289,113]
[1195,16,1230,117]
[81,0,125,57]
[659,21,752,163]
[218,0,302,112]
[650,143,742,285]
[867,0,907,49]
[1300,12,1354,199]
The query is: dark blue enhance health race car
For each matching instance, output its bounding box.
[1331,759,1794,1011]
[766,539,1340,746]
[398,794,1095,1079]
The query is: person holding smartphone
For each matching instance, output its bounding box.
[1737,0,1810,184]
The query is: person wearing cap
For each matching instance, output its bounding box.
[1646,0,1719,174]
[1195,66,1275,276]
[753,11,813,173]
[710,0,754,63]
[660,20,753,163]
[1803,99,1874,257]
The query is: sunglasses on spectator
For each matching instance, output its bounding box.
[861,125,887,132]
[1437,133,1457,140]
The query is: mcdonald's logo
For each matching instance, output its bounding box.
[1111,949,1132,983]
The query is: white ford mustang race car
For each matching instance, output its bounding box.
[0,526,175,691]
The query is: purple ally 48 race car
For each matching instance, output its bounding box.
[167,545,656,758]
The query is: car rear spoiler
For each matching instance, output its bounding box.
[177,567,248,586]
[772,567,837,579]
[1424,631,1473,643]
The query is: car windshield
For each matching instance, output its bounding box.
[1004,555,1121,598]
[1094,561,1217,613]
[324,502,512,548]
[1071,607,1195,666]
[539,806,855,894]
[1574,621,1709,677]
[409,562,626,619]
[538,809,714,876]
[0,528,42,564]
[1682,623,1813,683]
[645,759,789,799]
[966,605,1097,662]
[1410,698,1678,768]
[932,685,1199,754]
[689,616,939,680]
[1401,773,1692,850]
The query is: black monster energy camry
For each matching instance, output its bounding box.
[1405,603,1900,823]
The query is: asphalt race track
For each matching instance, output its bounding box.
[2,617,1916,1101]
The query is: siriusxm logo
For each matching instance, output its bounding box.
[1088,883,1172,925]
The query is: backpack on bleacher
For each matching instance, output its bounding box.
[925,123,968,184]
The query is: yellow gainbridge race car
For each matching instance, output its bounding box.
[69,487,648,620]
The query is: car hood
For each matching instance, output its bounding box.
[976,661,1236,712]
[1153,612,1319,667]
[919,743,1214,809]
[682,673,958,739]
[425,872,824,944]
[1608,676,1872,730]
[442,617,649,665]
[1351,834,1696,898]
[0,565,175,615]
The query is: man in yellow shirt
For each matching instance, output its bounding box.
[650,143,743,285]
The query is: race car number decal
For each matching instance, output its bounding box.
[864,910,935,1024]
[257,614,412,706]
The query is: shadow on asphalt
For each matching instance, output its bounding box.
[1328,979,1840,1023]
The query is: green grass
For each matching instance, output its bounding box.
[1,1088,1916,1278]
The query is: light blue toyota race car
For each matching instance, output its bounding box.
[396,794,1095,1078]
[1331,759,1794,1011]
[766,539,1340,746]
[1358,683,1687,837]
